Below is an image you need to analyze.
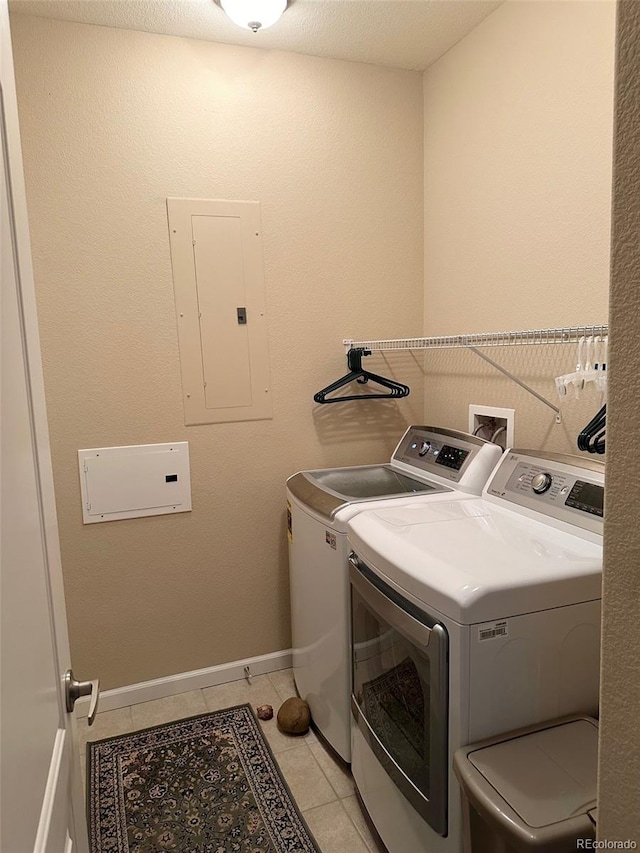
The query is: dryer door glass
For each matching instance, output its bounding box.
[350,555,449,837]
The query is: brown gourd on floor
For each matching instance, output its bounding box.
[277,697,311,734]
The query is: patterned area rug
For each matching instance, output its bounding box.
[87,704,320,853]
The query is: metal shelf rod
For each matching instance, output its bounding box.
[341,324,608,425]
[467,346,561,422]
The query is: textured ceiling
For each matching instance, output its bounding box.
[8,0,503,71]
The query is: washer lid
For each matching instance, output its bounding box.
[347,500,602,623]
[287,465,448,521]
[468,719,598,828]
[305,465,443,500]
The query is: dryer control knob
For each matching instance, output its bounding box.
[531,472,552,494]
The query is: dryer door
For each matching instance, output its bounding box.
[349,553,449,837]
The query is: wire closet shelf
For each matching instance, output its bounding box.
[341,325,609,424]
[343,325,609,353]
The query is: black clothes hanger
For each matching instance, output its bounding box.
[313,348,410,404]
[577,404,606,454]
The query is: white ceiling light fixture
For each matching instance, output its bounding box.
[219,0,288,33]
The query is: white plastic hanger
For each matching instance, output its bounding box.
[555,335,608,401]
[555,336,586,400]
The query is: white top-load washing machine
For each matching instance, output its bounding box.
[347,450,604,853]
[286,426,502,763]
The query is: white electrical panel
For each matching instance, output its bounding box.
[78,442,191,524]
[167,197,272,426]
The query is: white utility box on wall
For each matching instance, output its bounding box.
[78,442,191,524]
[469,404,515,449]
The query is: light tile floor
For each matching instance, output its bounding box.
[78,668,383,853]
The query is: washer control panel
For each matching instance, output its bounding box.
[392,426,496,484]
[403,437,470,471]
[395,429,473,480]
[486,451,604,534]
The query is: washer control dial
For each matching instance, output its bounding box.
[531,472,553,494]
[418,441,431,457]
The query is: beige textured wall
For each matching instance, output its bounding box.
[598,0,640,841]
[422,0,615,452]
[10,15,424,689]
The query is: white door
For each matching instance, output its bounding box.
[1,3,91,851]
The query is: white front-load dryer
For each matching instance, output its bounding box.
[347,450,604,853]
[286,426,502,762]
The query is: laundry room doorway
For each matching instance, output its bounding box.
[1,2,89,849]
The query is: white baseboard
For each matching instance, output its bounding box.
[75,648,292,718]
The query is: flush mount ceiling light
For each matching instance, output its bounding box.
[220,0,287,32]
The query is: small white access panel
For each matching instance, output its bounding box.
[78,442,191,524]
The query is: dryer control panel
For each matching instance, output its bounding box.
[485,450,604,536]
